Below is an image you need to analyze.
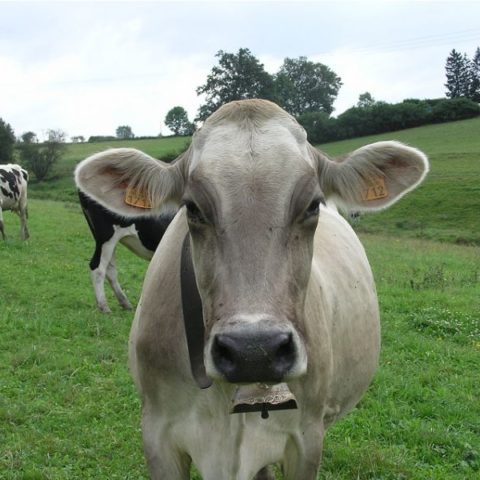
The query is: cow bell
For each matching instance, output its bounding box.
[231,383,297,419]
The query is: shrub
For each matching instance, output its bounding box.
[88,136,117,143]
[298,112,336,143]
[431,98,480,122]
[18,130,67,181]
[301,97,480,144]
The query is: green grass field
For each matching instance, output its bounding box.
[320,117,480,245]
[28,136,191,203]
[1,119,479,478]
[28,116,480,244]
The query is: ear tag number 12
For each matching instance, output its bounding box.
[125,186,152,209]
[362,177,388,202]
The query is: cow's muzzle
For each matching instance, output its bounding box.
[212,328,296,383]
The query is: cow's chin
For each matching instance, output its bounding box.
[230,382,298,418]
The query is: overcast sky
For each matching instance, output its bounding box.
[1,0,479,140]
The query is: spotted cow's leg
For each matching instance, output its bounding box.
[18,204,29,240]
[0,205,5,240]
[106,252,133,310]
[90,237,117,313]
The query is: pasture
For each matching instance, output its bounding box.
[1,119,479,479]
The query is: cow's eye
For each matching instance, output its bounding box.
[303,199,321,220]
[185,201,206,224]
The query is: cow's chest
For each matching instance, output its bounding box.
[178,410,298,480]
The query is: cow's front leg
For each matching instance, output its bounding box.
[19,206,29,240]
[0,207,5,240]
[282,426,324,480]
[141,405,190,480]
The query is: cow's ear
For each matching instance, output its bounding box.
[75,148,188,217]
[313,141,429,211]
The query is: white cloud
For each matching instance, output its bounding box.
[319,46,449,115]
[0,1,479,140]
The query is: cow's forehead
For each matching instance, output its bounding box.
[189,119,314,177]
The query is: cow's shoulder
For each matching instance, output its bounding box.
[132,213,188,373]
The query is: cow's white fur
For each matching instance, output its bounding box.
[75,100,429,479]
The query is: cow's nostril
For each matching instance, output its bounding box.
[212,335,236,374]
[273,332,295,373]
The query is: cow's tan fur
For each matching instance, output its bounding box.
[75,99,428,479]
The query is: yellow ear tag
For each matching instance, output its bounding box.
[125,186,152,209]
[362,176,388,201]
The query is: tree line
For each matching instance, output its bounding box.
[299,96,480,144]
[164,49,342,134]
[164,46,480,139]
[1,46,479,181]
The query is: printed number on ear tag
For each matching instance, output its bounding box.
[125,186,152,209]
[362,176,388,201]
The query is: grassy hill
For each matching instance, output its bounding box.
[1,201,478,478]
[28,117,480,244]
[28,136,191,203]
[320,117,480,245]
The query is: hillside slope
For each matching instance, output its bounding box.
[320,118,480,245]
[28,117,480,245]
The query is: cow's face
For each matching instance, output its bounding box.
[75,99,428,386]
[185,120,317,383]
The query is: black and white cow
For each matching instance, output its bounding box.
[0,164,29,240]
[78,190,175,313]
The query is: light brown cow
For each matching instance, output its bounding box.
[75,99,428,479]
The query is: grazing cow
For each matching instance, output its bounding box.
[0,164,29,240]
[75,99,428,479]
[78,190,174,313]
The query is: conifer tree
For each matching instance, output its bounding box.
[469,47,480,102]
[445,49,470,98]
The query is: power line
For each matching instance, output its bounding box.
[332,28,480,56]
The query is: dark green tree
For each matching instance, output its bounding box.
[116,125,134,139]
[469,47,480,102]
[274,57,342,116]
[165,106,195,136]
[445,49,470,98]
[18,129,67,181]
[196,48,275,121]
[20,131,38,144]
[298,111,336,144]
[0,118,16,163]
[357,92,376,108]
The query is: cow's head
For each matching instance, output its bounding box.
[75,99,428,387]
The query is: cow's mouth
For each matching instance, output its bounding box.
[230,382,297,419]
